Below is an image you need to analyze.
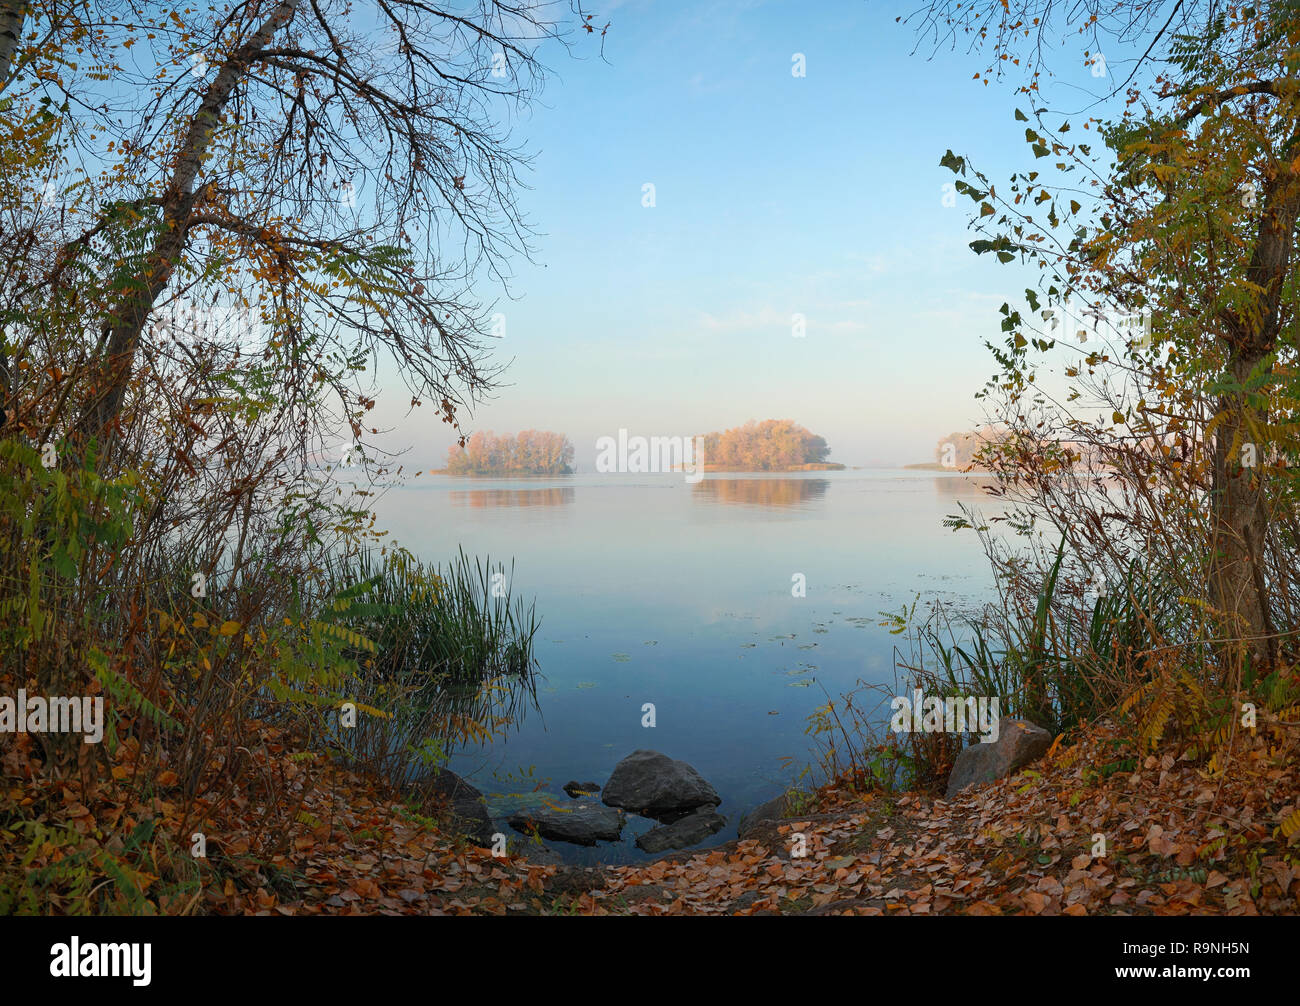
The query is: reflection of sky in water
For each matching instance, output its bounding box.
[369,470,998,864]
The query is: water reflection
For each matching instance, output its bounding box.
[929,475,999,499]
[450,487,576,508]
[692,477,830,507]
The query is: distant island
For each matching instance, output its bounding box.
[438,420,844,475]
[700,419,844,472]
[444,430,575,475]
[909,426,1107,472]
[903,429,999,471]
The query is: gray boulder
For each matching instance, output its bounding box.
[601,750,720,819]
[508,802,625,846]
[636,806,728,853]
[415,767,495,847]
[737,791,795,838]
[945,717,1052,798]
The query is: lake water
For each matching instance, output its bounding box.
[369,469,997,863]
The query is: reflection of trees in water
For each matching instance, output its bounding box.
[692,478,830,506]
[451,487,576,508]
[930,476,998,500]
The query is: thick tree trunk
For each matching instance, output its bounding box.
[1209,352,1279,674]
[1206,144,1300,675]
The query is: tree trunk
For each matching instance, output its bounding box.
[0,1,27,93]
[1207,148,1300,676]
[1209,352,1279,675]
[74,0,299,454]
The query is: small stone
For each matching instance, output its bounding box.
[945,717,1052,798]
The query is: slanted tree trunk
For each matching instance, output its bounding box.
[0,1,27,93]
[73,0,300,454]
[0,1,28,437]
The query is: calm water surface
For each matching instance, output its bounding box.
[369,470,996,863]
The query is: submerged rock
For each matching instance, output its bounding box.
[601,750,720,819]
[945,717,1052,798]
[508,802,625,846]
[636,806,727,853]
[563,780,602,798]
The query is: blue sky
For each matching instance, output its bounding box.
[373,0,1127,470]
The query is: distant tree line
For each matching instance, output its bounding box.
[701,419,833,471]
[934,427,1112,471]
[446,430,575,475]
[935,430,994,468]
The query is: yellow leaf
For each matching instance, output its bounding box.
[219,620,241,636]
[1112,411,1125,425]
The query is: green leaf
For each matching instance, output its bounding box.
[939,149,966,174]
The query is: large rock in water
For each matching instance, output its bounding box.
[420,768,494,847]
[508,802,625,846]
[636,806,727,853]
[601,750,721,819]
[945,717,1052,798]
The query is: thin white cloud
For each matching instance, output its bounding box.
[697,305,871,337]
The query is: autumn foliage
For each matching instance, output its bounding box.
[445,430,575,475]
[700,419,833,471]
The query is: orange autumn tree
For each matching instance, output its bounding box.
[700,419,832,471]
[445,430,574,474]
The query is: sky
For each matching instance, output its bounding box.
[369,0,1132,470]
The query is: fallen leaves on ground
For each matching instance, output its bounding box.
[5,718,1298,915]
